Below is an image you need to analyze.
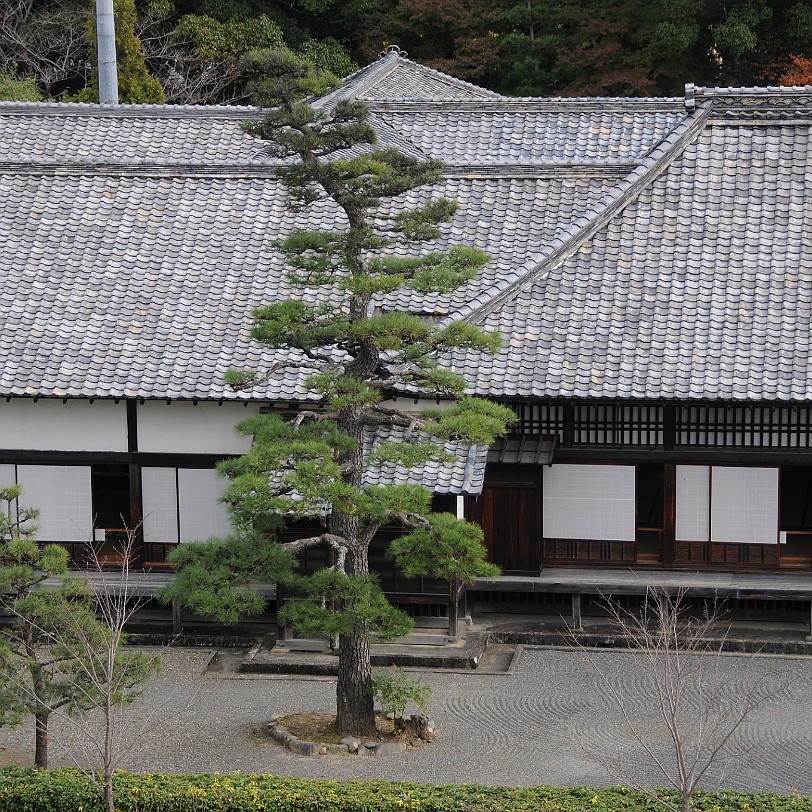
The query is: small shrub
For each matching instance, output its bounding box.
[369,669,431,729]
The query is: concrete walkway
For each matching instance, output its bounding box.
[0,643,811,796]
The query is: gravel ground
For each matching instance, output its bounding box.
[0,645,810,794]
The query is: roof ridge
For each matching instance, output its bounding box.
[383,59,501,99]
[0,161,633,179]
[310,53,402,108]
[690,84,812,97]
[440,101,714,328]
[0,101,260,118]
[368,98,683,112]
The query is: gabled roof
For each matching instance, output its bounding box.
[313,47,502,105]
[447,88,812,401]
[0,56,810,404]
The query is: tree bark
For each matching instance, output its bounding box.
[332,504,376,733]
[34,711,48,769]
[336,631,375,735]
[104,695,115,812]
[332,403,377,735]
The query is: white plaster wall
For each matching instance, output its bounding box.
[136,401,261,455]
[0,399,127,452]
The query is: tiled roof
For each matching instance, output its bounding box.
[1,52,810,404]
[451,110,812,401]
[363,427,487,494]
[373,105,686,165]
[314,49,501,105]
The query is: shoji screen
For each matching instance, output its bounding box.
[17,465,92,542]
[177,468,233,542]
[675,465,710,542]
[141,467,179,544]
[543,464,635,541]
[676,465,779,545]
[711,466,778,544]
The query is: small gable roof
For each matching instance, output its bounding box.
[0,56,810,404]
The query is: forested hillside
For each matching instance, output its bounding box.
[1,0,811,103]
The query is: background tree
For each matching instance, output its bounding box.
[0,487,160,794]
[0,73,43,101]
[0,0,91,99]
[769,53,812,84]
[41,529,162,812]
[0,485,98,768]
[164,50,513,736]
[72,0,165,103]
[3,0,812,101]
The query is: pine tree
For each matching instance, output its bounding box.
[0,486,160,776]
[165,51,513,735]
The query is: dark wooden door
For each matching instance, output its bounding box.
[468,484,541,574]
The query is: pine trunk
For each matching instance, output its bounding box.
[333,404,377,736]
[336,632,375,735]
[34,711,48,768]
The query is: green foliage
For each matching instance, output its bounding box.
[0,485,39,544]
[0,75,42,102]
[0,587,98,730]
[421,397,517,446]
[177,14,285,59]
[298,38,358,78]
[163,534,297,623]
[280,570,413,642]
[242,48,341,109]
[0,768,809,812]
[250,300,348,349]
[389,513,500,584]
[369,668,431,726]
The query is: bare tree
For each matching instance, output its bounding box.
[0,0,91,98]
[136,6,250,105]
[5,526,162,812]
[50,528,163,812]
[575,589,783,812]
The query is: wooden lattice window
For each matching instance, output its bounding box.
[504,402,565,437]
[677,405,812,448]
[573,404,663,446]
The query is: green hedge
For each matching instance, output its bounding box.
[0,768,810,812]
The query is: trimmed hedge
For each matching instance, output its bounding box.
[0,768,810,812]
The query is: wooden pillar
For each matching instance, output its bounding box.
[806,601,812,642]
[658,593,671,626]
[572,593,582,631]
[276,583,288,643]
[171,598,182,635]
[448,575,460,640]
[662,463,676,566]
[128,462,143,564]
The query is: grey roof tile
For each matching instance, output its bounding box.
[455,121,812,401]
[1,60,810,405]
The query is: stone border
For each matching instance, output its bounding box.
[265,714,435,757]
